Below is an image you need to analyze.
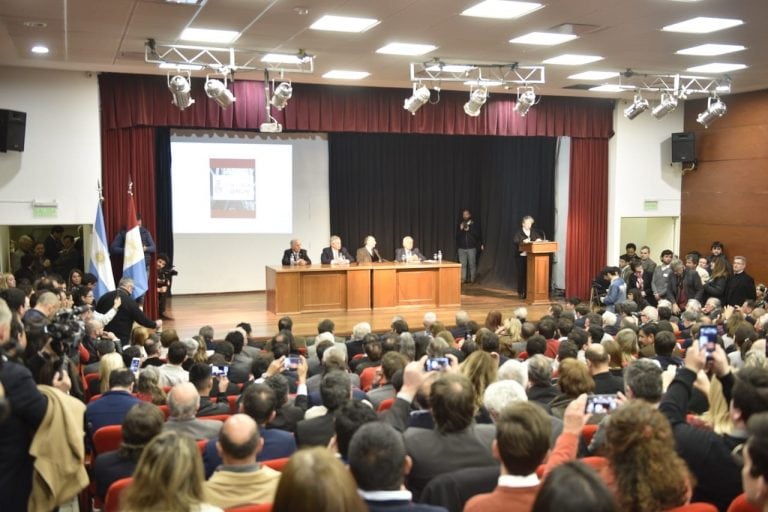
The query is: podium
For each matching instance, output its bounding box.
[521,241,558,305]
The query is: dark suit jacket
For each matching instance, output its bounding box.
[267,394,309,433]
[282,248,311,266]
[95,288,157,344]
[512,228,544,255]
[366,499,448,512]
[395,247,425,262]
[296,412,336,448]
[203,426,297,478]
[592,371,625,395]
[627,271,654,305]
[92,451,137,502]
[420,466,499,512]
[665,268,704,305]
[320,246,354,263]
[357,247,383,263]
[726,272,757,307]
[85,390,142,439]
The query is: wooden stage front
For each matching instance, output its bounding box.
[160,286,553,340]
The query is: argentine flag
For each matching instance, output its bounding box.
[122,194,149,299]
[88,203,115,300]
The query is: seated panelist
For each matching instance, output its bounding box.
[321,236,354,264]
[394,236,425,262]
[282,239,311,266]
[356,236,383,264]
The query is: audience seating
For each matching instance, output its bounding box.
[352,353,365,361]
[206,414,232,423]
[84,373,100,400]
[668,503,719,512]
[225,504,272,512]
[728,494,761,512]
[158,404,170,420]
[377,398,395,412]
[93,425,123,455]
[104,477,132,512]
[197,439,208,455]
[581,424,598,445]
[261,457,289,472]
[89,393,103,403]
[228,394,239,413]
[359,366,380,392]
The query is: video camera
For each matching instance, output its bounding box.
[46,306,87,367]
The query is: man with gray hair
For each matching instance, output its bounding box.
[703,297,722,320]
[395,236,425,262]
[450,310,470,339]
[346,321,372,360]
[281,238,311,266]
[96,277,161,345]
[320,235,353,264]
[163,382,222,440]
[484,380,563,444]
[526,355,557,412]
[497,359,528,388]
[726,255,757,307]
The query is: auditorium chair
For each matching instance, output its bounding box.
[667,503,718,512]
[728,493,761,512]
[359,366,381,392]
[205,413,232,423]
[84,373,100,400]
[197,439,208,455]
[225,504,272,512]
[352,353,365,361]
[377,398,395,412]
[88,393,102,403]
[93,425,123,455]
[581,424,598,446]
[158,404,170,420]
[262,457,289,472]
[228,394,239,413]
[104,477,132,512]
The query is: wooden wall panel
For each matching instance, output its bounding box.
[681,89,768,285]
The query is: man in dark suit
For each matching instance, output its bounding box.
[95,277,160,346]
[357,235,383,263]
[627,260,655,307]
[281,238,311,266]
[43,225,64,262]
[665,259,704,314]
[395,236,426,262]
[726,256,757,307]
[296,371,351,447]
[320,235,354,263]
[585,344,625,394]
[85,369,141,441]
[350,422,447,512]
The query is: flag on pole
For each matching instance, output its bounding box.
[122,184,148,299]
[88,201,116,300]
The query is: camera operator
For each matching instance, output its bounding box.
[157,253,177,321]
[0,298,71,511]
[96,278,162,347]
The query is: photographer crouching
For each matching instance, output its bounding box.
[157,253,178,321]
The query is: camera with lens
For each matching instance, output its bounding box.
[46,306,87,365]
[158,266,178,288]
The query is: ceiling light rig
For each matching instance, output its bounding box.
[623,94,650,120]
[270,81,293,110]
[463,85,489,117]
[168,72,195,110]
[204,70,236,108]
[513,86,537,117]
[403,83,432,115]
[696,94,727,128]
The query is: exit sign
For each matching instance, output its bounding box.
[33,205,58,218]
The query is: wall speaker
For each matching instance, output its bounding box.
[0,109,27,152]
[671,132,695,163]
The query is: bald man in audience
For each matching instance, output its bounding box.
[585,343,624,395]
[163,382,222,440]
[204,414,281,509]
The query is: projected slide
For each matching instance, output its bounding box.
[171,139,292,233]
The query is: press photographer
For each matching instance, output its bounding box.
[157,253,178,320]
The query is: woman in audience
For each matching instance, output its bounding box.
[704,257,729,302]
[272,447,367,512]
[484,310,503,333]
[435,330,456,348]
[497,317,523,358]
[0,272,15,289]
[549,359,594,419]
[120,431,222,512]
[615,328,639,367]
[699,374,733,435]
[135,367,167,405]
[602,338,625,377]
[129,326,151,357]
[97,352,125,395]
[192,335,209,363]
[604,401,692,511]
[533,461,619,512]
[460,350,497,423]
[68,268,83,290]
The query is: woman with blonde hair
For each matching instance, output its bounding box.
[120,430,221,512]
[498,317,522,358]
[97,352,125,395]
[192,335,209,363]
[130,326,151,356]
[460,350,497,419]
[136,366,167,405]
[0,272,15,289]
[272,447,366,512]
[615,328,639,367]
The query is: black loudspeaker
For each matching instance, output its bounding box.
[671,132,695,162]
[0,109,27,152]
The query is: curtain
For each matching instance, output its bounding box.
[328,133,557,288]
[155,127,173,263]
[566,138,609,300]
[100,126,158,317]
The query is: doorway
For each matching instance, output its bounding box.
[619,217,679,259]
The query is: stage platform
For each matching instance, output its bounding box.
[159,285,554,340]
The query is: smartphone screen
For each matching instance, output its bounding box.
[129,357,141,375]
[585,394,619,415]
[210,364,229,378]
[284,355,301,370]
[699,326,718,354]
[425,357,450,372]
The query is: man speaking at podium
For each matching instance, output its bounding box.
[512,216,544,300]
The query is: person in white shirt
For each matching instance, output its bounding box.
[158,340,189,387]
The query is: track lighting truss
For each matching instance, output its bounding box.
[410,59,545,88]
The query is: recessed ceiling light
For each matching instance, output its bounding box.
[427,64,475,73]
[686,62,747,73]
[261,53,306,64]
[180,27,240,44]
[568,71,620,80]
[376,43,437,56]
[543,54,603,65]
[463,80,504,87]
[165,0,204,4]
[323,70,370,80]
[30,45,49,54]
[589,84,626,92]
[676,43,746,56]
[23,21,48,28]
[461,0,543,20]
[159,62,204,71]
[310,14,380,33]
[662,17,744,34]
[509,32,578,46]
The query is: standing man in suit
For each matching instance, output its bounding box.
[95,277,161,345]
[320,236,354,264]
[511,216,543,299]
[726,256,757,307]
[395,236,425,262]
[356,236,383,264]
[627,260,654,307]
[457,209,483,284]
[282,239,311,266]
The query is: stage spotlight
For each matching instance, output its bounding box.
[168,73,195,110]
[270,82,293,110]
[463,85,488,117]
[514,86,536,117]
[204,78,236,108]
[624,94,650,120]
[697,95,727,128]
[651,92,678,119]
[403,83,431,115]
